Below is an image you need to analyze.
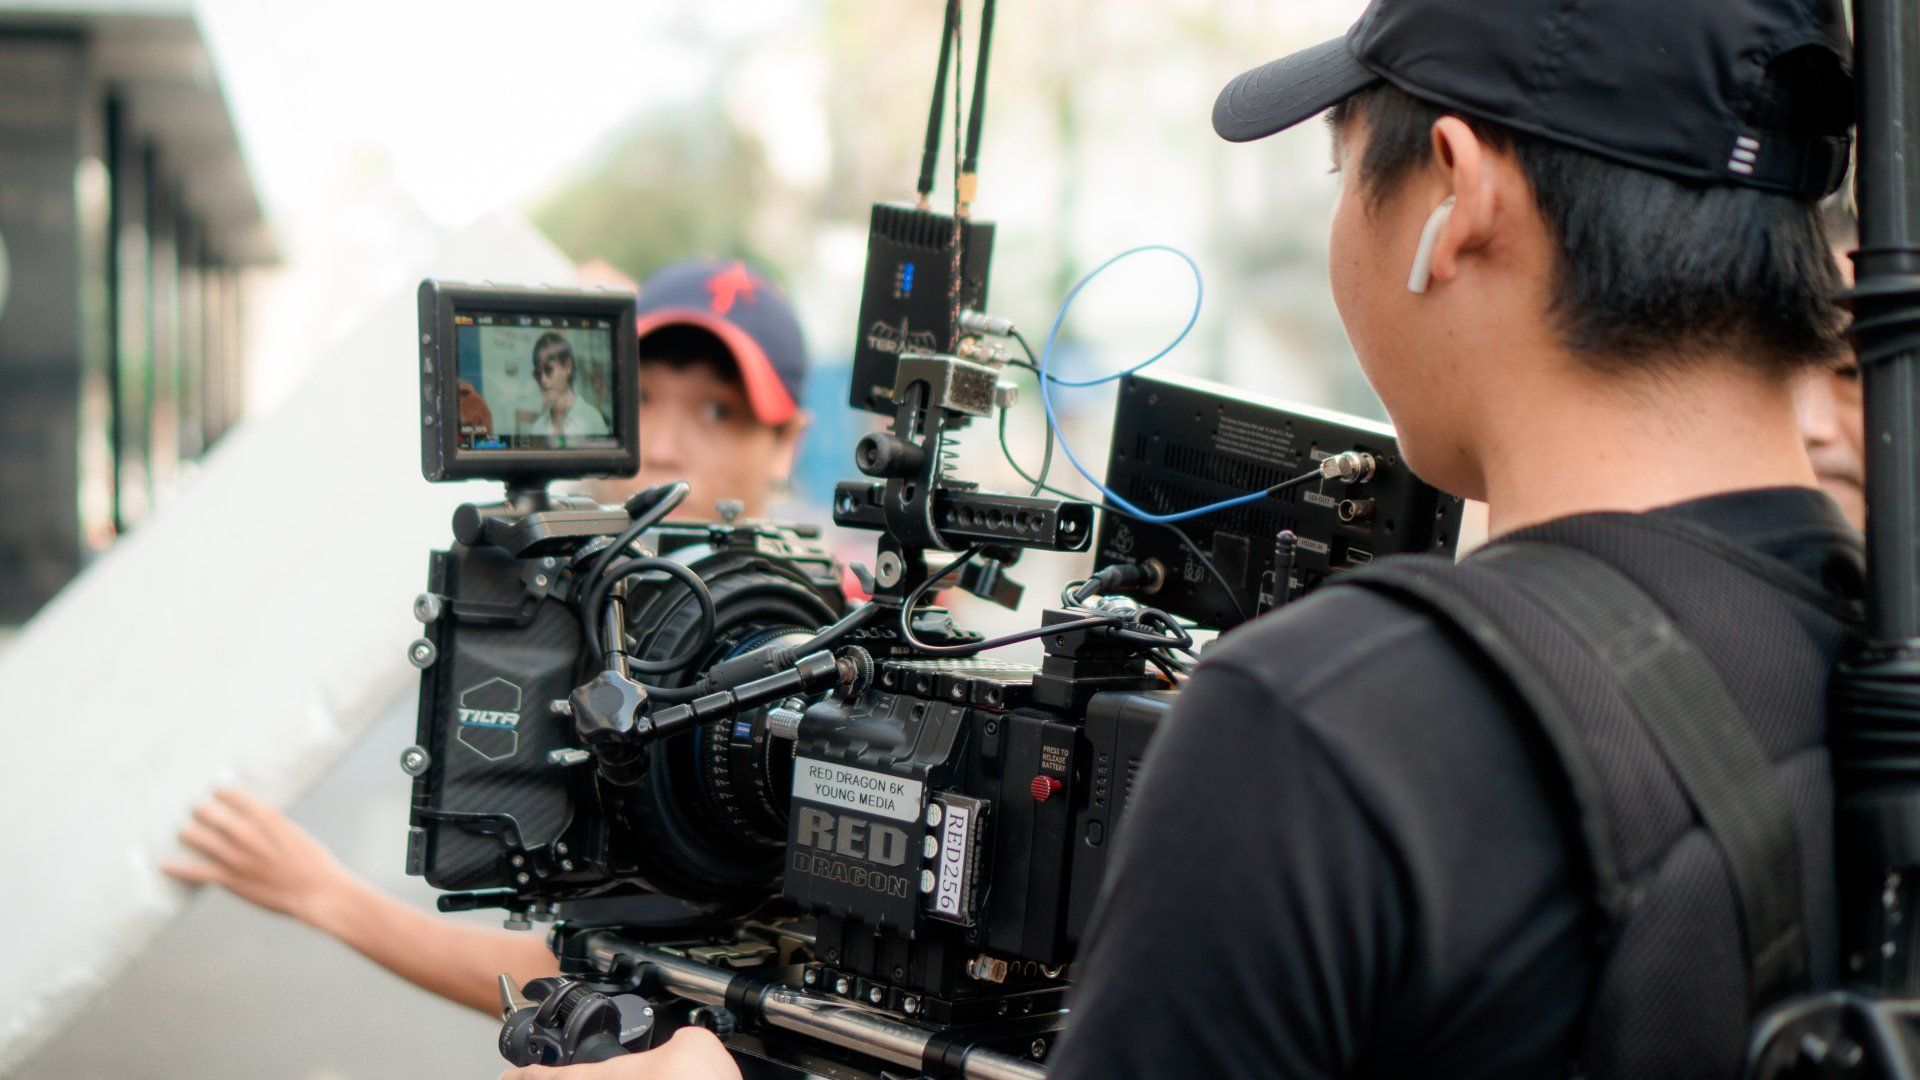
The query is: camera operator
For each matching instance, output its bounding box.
[1045,2,1861,1077]
[522,0,1862,1076]
[160,257,813,1019]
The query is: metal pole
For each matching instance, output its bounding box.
[1853,0,1920,640]
[1831,0,1920,993]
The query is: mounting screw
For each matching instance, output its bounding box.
[554,842,569,856]
[510,855,525,868]
[803,968,818,986]
[413,593,443,623]
[903,996,920,1015]
[966,955,1009,984]
[834,977,851,996]
[398,746,431,777]
[875,551,904,588]
[533,573,549,588]
[868,987,884,1004]
[1031,1039,1047,1060]
[407,639,437,669]
[515,872,531,886]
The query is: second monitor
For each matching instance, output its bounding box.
[1096,371,1466,630]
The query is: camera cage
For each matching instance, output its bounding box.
[418,279,640,486]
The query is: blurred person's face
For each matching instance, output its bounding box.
[1791,242,1865,529]
[621,358,805,519]
[1794,357,1865,528]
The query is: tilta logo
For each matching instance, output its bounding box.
[457,677,523,730]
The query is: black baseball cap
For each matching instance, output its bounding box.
[1213,0,1853,199]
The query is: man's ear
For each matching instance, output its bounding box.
[1425,116,1500,286]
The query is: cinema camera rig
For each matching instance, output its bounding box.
[399,5,1461,1079]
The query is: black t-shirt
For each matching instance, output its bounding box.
[1049,487,1859,1079]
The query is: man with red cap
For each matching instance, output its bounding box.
[606,257,811,519]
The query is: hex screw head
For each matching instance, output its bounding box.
[398,746,431,776]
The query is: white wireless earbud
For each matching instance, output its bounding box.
[1407,196,1456,295]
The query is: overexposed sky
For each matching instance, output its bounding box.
[195,0,1367,230]
[195,0,815,226]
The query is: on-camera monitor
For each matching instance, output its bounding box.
[453,312,620,452]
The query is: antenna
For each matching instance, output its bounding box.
[915,0,963,208]
[958,0,997,214]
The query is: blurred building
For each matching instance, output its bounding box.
[0,1,270,623]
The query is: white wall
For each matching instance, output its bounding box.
[0,214,574,1067]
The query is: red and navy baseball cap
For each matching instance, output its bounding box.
[1213,0,1853,199]
[634,258,809,426]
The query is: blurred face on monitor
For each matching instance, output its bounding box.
[535,341,576,404]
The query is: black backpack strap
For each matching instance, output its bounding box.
[1475,542,1809,1008]
[1342,543,1811,1009]
[1596,513,1864,629]
[1338,560,1631,940]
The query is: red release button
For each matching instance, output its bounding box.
[1030,775,1062,802]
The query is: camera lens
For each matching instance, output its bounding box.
[600,546,841,903]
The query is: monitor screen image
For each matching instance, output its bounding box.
[453,312,620,453]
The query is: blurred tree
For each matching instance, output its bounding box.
[529,102,781,280]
